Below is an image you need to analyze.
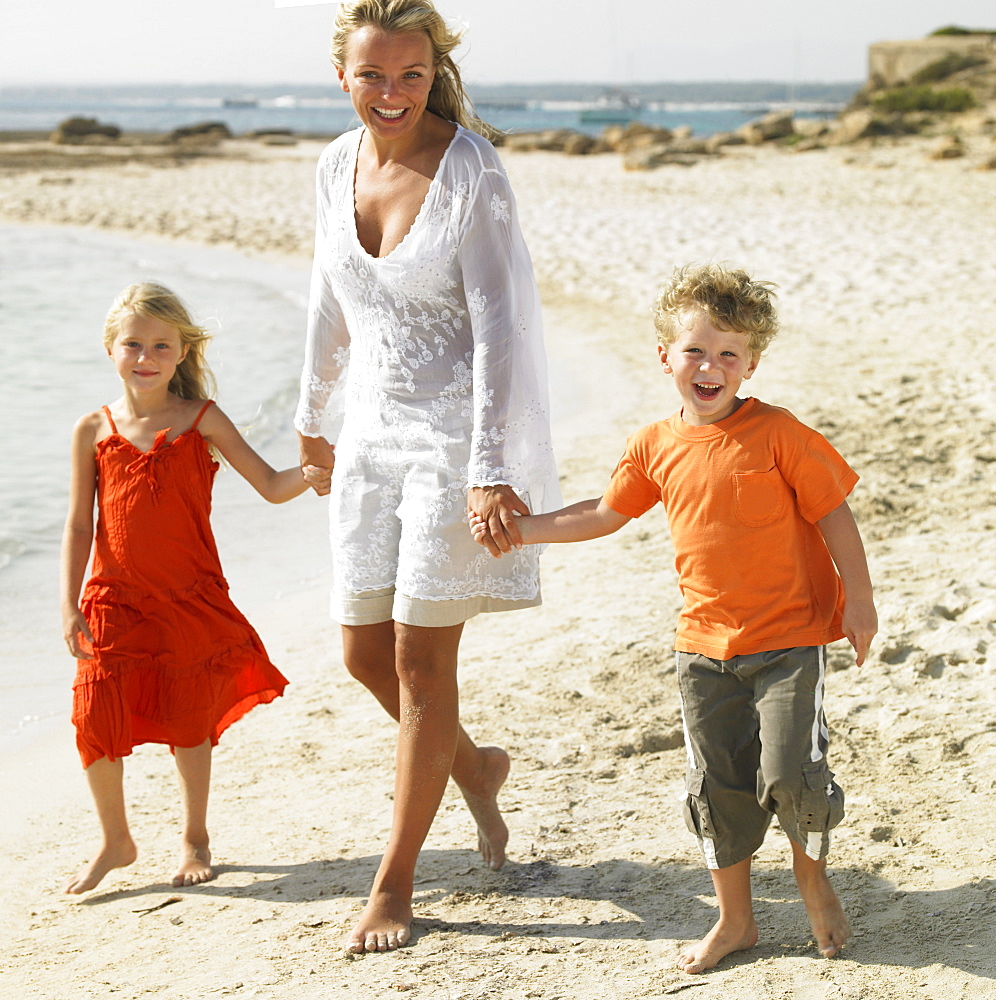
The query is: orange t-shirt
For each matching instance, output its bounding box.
[603,398,858,659]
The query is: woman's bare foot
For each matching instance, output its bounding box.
[676,915,759,974]
[172,841,214,887]
[64,836,138,894]
[796,864,851,957]
[345,888,414,954]
[458,746,510,870]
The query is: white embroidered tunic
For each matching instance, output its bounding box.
[294,126,560,603]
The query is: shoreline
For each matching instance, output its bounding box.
[2,135,995,999]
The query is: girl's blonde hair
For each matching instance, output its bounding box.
[331,0,500,141]
[654,263,780,359]
[104,282,216,400]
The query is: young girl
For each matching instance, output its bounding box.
[60,281,326,894]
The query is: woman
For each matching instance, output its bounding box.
[295,0,559,953]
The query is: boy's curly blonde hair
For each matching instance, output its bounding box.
[654,263,779,359]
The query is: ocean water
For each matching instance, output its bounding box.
[0,85,846,138]
[0,225,316,751]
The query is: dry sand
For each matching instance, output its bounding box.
[1,135,995,999]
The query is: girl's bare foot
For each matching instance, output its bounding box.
[172,841,214,887]
[676,915,759,974]
[345,888,413,953]
[64,836,138,894]
[459,746,510,870]
[796,864,851,957]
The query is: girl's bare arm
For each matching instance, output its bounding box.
[60,414,99,658]
[200,405,319,503]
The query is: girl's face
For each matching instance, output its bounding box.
[338,26,436,140]
[109,312,187,394]
[659,308,759,425]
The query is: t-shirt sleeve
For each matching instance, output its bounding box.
[780,424,859,523]
[603,430,662,518]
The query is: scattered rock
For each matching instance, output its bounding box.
[929,134,966,158]
[167,121,232,145]
[736,110,795,145]
[50,117,121,144]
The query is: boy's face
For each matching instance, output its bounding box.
[659,308,759,425]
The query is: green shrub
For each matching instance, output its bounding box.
[873,86,977,113]
[912,53,987,83]
[930,25,996,37]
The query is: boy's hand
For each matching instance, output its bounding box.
[63,607,94,659]
[468,512,501,557]
[842,597,878,667]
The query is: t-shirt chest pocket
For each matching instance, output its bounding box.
[733,467,790,527]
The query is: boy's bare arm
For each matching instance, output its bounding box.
[817,500,878,665]
[470,497,630,555]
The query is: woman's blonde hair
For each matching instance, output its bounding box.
[331,0,500,141]
[104,282,216,400]
[654,263,779,358]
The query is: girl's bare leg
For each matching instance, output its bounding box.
[65,756,137,894]
[677,856,759,974]
[790,841,850,957]
[346,622,468,953]
[342,622,509,869]
[172,739,214,886]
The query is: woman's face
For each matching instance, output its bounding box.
[338,26,436,140]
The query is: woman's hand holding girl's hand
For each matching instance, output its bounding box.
[302,465,332,494]
[467,485,529,558]
[63,607,94,659]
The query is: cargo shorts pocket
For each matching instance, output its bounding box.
[682,768,717,841]
[799,758,845,832]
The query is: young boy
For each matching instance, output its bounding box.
[470,263,877,973]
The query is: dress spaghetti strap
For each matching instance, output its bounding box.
[101,405,118,434]
[191,400,214,430]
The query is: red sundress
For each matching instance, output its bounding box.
[71,401,288,767]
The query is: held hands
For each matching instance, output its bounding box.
[302,465,332,494]
[467,484,529,558]
[63,607,94,659]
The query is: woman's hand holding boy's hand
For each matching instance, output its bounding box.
[467,485,529,558]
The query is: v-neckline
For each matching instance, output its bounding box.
[349,125,461,262]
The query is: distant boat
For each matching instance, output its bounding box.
[223,97,258,109]
[579,89,642,124]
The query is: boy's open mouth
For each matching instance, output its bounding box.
[694,382,722,399]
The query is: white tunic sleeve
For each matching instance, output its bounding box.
[458,152,559,513]
[294,146,350,440]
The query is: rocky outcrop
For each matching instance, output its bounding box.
[50,117,121,144]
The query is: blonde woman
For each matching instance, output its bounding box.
[295,0,559,953]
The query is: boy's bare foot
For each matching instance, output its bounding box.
[458,746,510,870]
[172,842,214,887]
[64,837,138,894]
[796,864,851,957]
[676,915,759,974]
[345,888,413,953]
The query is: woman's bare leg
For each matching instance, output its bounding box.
[65,756,137,894]
[342,623,509,869]
[347,622,475,953]
[172,739,214,886]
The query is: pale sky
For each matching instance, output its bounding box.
[1,0,994,86]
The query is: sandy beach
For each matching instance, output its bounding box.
[1,133,995,999]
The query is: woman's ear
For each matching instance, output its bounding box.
[337,66,348,92]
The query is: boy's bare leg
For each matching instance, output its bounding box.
[346,622,464,953]
[341,622,509,870]
[65,756,137,893]
[677,856,758,974]
[173,739,214,887]
[791,841,850,957]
